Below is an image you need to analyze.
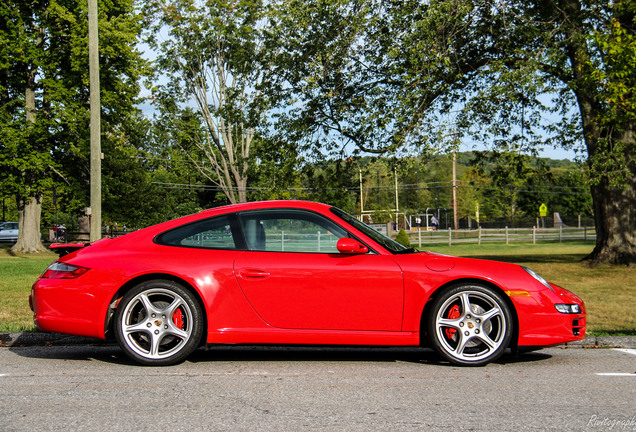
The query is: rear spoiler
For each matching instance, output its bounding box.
[49,242,89,258]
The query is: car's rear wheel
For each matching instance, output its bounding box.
[428,284,513,366]
[114,280,203,366]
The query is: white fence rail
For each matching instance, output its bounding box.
[262,231,340,252]
[405,226,597,247]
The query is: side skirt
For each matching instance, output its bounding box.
[207,328,421,346]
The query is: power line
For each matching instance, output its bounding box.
[152,181,591,196]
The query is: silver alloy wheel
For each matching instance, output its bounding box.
[434,289,508,363]
[120,288,194,360]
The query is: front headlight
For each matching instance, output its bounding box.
[554,304,582,314]
[521,266,554,291]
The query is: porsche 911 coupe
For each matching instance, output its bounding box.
[30,200,586,366]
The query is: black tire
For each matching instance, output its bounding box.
[427,283,513,366]
[114,280,203,366]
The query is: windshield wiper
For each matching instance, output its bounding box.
[394,247,417,254]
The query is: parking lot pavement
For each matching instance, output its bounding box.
[1,343,635,431]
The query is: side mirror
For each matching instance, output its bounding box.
[336,238,369,254]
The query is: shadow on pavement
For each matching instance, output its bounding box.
[6,342,553,367]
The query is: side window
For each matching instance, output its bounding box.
[239,210,348,253]
[156,215,237,249]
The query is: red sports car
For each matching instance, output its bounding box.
[30,200,586,366]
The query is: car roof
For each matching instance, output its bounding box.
[198,200,330,216]
[110,201,334,243]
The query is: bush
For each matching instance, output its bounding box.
[395,229,411,248]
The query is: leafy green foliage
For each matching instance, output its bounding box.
[2,0,632,263]
[471,151,592,224]
[144,0,277,203]
[266,0,634,264]
[1,0,146,248]
[395,229,411,248]
[248,135,302,202]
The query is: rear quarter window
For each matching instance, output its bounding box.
[155,215,238,249]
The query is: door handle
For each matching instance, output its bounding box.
[238,268,271,279]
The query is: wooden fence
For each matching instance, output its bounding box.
[404,226,597,247]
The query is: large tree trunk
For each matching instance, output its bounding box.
[587,179,636,265]
[584,129,636,266]
[575,50,636,266]
[11,40,47,254]
[10,195,47,254]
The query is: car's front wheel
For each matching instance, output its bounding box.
[428,284,513,366]
[114,280,203,366]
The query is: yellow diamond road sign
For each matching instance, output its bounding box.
[539,203,548,217]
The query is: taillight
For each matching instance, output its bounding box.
[41,262,89,279]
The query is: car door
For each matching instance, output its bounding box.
[233,209,404,331]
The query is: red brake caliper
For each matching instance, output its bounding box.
[444,304,461,339]
[172,309,184,330]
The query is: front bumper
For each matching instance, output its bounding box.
[514,284,586,347]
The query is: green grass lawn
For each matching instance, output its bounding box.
[0,246,56,332]
[1,241,634,335]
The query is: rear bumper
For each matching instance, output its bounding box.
[30,279,108,339]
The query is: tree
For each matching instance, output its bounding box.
[462,0,635,264]
[457,167,486,226]
[547,170,593,219]
[472,151,546,225]
[1,0,54,252]
[359,158,395,212]
[268,0,463,155]
[299,157,358,211]
[146,0,273,204]
[271,0,635,264]
[248,135,301,202]
[0,0,145,252]
[396,157,434,213]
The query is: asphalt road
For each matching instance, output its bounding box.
[1,344,635,432]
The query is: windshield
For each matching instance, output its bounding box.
[330,207,415,254]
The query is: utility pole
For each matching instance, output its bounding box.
[394,165,399,213]
[359,168,364,213]
[88,0,101,241]
[452,149,459,232]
